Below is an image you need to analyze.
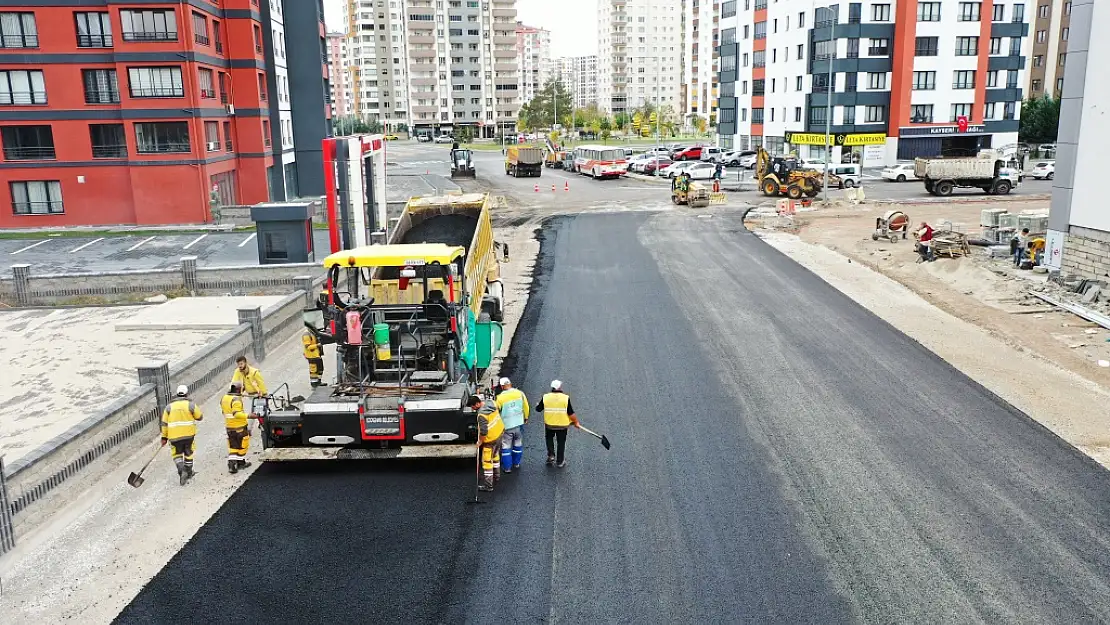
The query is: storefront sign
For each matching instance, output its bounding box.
[899,124,987,137]
[784,131,887,146]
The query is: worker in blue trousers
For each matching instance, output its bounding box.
[495,377,529,473]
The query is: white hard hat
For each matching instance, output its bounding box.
[176,385,188,396]
[499,377,511,386]
[551,380,562,390]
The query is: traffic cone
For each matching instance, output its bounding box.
[551,183,556,192]
[564,181,569,192]
[534,184,539,192]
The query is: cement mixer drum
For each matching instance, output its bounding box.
[883,210,909,232]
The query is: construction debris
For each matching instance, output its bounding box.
[931,228,972,258]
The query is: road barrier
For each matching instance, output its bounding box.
[0,284,321,555]
[1,258,319,306]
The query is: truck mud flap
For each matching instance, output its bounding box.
[259,444,476,462]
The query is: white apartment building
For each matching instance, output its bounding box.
[343,0,519,137]
[516,23,551,104]
[681,0,719,126]
[717,0,1028,166]
[553,55,600,108]
[268,0,297,195]
[598,0,684,116]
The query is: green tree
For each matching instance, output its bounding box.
[518,80,574,130]
[599,116,612,133]
[456,126,474,143]
[333,115,372,136]
[613,112,630,134]
[367,119,383,134]
[1019,96,1061,145]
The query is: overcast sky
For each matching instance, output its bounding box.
[323,0,598,57]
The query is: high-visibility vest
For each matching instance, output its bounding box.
[496,388,528,429]
[221,394,249,430]
[482,408,505,443]
[302,335,321,360]
[232,366,267,396]
[161,399,202,442]
[541,392,571,428]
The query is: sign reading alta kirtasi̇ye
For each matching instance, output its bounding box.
[784,131,887,146]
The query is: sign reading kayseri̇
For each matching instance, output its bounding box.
[784,131,887,146]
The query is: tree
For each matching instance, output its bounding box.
[599,116,612,133]
[613,112,630,134]
[1019,96,1061,145]
[456,126,474,143]
[333,115,372,136]
[367,119,383,134]
[518,80,574,130]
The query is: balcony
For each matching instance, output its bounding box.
[77,34,112,48]
[410,48,435,57]
[122,30,176,43]
[412,105,438,113]
[493,35,515,45]
[495,62,517,72]
[3,146,56,160]
[409,20,435,30]
[493,47,516,58]
[89,143,125,158]
[613,35,627,45]
[493,8,516,17]
[411,77,437,86]
[409,34,434,44]
[0,91,47,105]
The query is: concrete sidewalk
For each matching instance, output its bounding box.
[0,332,315,625]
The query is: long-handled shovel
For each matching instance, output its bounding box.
[578,426,611,450]
[127,442,165,488]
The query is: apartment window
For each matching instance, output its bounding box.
[990,37,1002,54]
[263,120,271,146]
[814,40,834,60]
[950,103,973,121]
[846,38,859,58]
[128,67,183,98]
[75,12,112,47]
[912,71,936,90]
[794,107,802,122]
[984,102,997,119]
[0,13,38,48]
[79,69,120,105]
[90,123,126,158]
[120,9,177,42]
[1,125,55,160]
[135,121,190,153]
[796,75,803,91]
[872,4,891,21]
[1007,70,1019,88]
[258,73,267,100]
[223,121,232,151]
[916,36,938,56]
[867,72,887,90]
[752,79,765,96]
[755,0,767,9]
[843,106,855,124]
[799,11,805,27]
[1036,30,1046,43]
[868,38,889,56]
[213,20,222,53]
[754,21,766,40]
[204,120,219,151]
[722,0,736,18]
[0,70,46,105]
[959,2,981,21]
[992,4,1005,21]
[797,44,804,60]
[910,104,933,123]
[847,3,861,24]
[1063,1,1070,15]
[253,25,262,53]
[808,106,827,125]
[10,180,62,215]
[196,69,216,99]
[1014,3,1026,21]
[1056,78,1064,94]
[752,108,764,124]
[1033,55,1043,67]
[812,73,836,92]
[1031,79,1042,92]
[192,12,208,45]
[1004,101,1016,120]
[1059,52,1067,67]
[952,70,976,89]
[1038,4,1048,18]
[218,72,229,104]
[753,50,765,68]
[1061,27,1069,42]
[864,105,885,123]
[956,36,979,55]
[986,70,999,87]
[845,72,858,92]
[1009,37,1022,55]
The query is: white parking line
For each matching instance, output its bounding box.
[10,239,49,255]
[183,233,208,250]
[238,232,257,248]
[68,237,104,253]
[126,236,157,252]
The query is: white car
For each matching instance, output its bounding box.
[684,162,718,180]
[1029,161,1055,180]
[881,163,918,182]
[659,161,697,179]
[700,147,725,161]
[739,154,757,169]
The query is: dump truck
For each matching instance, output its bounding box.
[915,153,1021,196]
[505,146,543,177]
[260,193,508,461]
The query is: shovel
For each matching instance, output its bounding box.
[127,442,165,488]
[578,426,611,450]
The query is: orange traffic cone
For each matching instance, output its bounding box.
[551,183,556,192]
[534,184,539,192]
[564,181,569,192]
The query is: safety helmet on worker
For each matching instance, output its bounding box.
[550,380,562,391]
[176,385,189,397]
[499,377,511,388]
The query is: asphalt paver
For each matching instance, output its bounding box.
[115,209,1110,624]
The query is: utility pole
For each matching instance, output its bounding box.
[822,3,836,204]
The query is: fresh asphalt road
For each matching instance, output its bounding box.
[116,209,1110,624]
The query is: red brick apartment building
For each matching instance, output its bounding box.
[0,1,293,227]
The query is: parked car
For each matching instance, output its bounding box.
[881,163,918,182]
[1029,161,1055,180]
[434,134,455,144]
[646,146,672,156]
[642,157,674,175]
[700,147,724,161]
[683,162,718,180]
[829,164,863,188]
[628,154,655,173]
[739,153,758,169]
[673,146,704,161]
[659,161,697,178]
[417,134,432,143]
[717,150,755,166]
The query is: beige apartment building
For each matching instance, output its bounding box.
[1028,0,1072,98]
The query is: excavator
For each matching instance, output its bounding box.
[755,147,839,199]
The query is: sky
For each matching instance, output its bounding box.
[323,0,598,58]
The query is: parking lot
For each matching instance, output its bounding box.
[1,229,334,276]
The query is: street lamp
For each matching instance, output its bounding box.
[822,3,836,204]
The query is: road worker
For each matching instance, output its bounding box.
[160,385,203,486]
[232,355,267,399]
[495,377,529,473]
[470,394,504,492]
[302,332,325,388]
[536,380,579,468]
[222,381,252,474]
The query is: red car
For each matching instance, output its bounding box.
[672,146,702,161]
[643,157,673,175]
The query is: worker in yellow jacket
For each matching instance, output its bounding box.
[302,332,325,388]
[536,380,579,468]
[495,377,529,473]
[469,395,504,492]
[222,381,252,474]
[161,385,203,486]
[232,355,267,399]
